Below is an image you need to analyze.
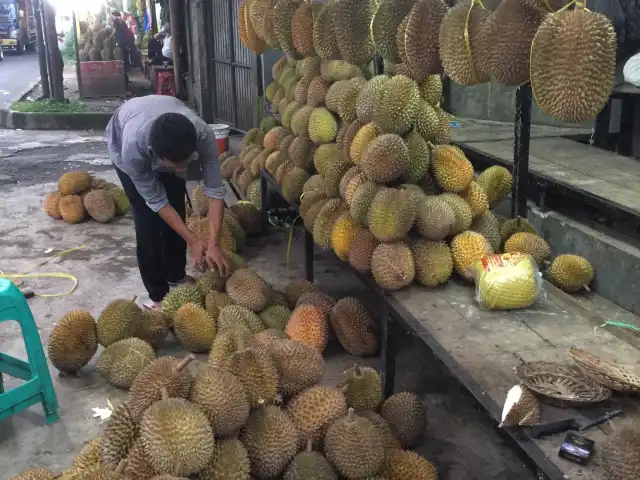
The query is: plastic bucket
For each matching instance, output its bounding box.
[210,123,230,153]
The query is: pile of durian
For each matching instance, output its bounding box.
[78,22,126,63]
[228,59,594,297]
[43,171,131,225]
[239,0,616,124]
[17,261,438,479]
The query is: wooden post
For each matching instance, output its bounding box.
[42,0,64,101]
[31,0,49,98]
[169,0,183,98]
[72,11,83,100]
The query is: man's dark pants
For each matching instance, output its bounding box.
[115,167,187,302]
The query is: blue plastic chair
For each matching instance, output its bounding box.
[0,279,59,424]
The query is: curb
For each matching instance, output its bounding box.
[0,109,113,130]
[0,79,113,130]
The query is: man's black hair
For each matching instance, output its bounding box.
[149,112,197,163]
[111,10,121,17]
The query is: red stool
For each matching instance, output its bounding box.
[155,70,176,96]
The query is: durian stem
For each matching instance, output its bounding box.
[347,407,355,422]
[160,387,169,400]
[305,438,313,452]
[115,459,128,474]
[176,354,195,372]
[257,398,267,410]
[582,284,591,293]
[353,363,362,377]
[131,295,138,303]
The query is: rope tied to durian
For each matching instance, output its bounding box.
[0,246,86,297]
[463,0,486,85]
[285,214,302,280]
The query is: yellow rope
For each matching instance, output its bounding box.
[285,215,302,280]
[0,246,86,297]
[463,0,485,85]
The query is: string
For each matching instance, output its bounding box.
[463,0,485,85]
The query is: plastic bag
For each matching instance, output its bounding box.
[471,253,542,311]
[623,53,640,87]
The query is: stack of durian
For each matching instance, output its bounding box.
[230,0,596,297]
[43,171,131,224]
[78,22,126,63]
[17,261,438,479]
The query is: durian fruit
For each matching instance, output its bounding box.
[410,238,453,287]
[460,181,489,219]
[530,6,616,123]
[313,199,349,250]
[350,181,379,226]
[97,337,156,389]
[251,328,288,348]
[601,427,640,480]
[140,390,215,477]
[380,391,427,447]
[283,167,311,204]
[239,0,266,53]
[357,410,401,451]
[415,196,455,241]
[324,408,385,478]
[198,438,251,480]
[384,449,438,480]
[286,386,348,446]
[127,355,195,421]
[47,310,98,374]
[450,231,493,281]
[308,107,339,145]
[44,191,62,218]
[356,76,389,124]
[404,0,448,77]
[226,268,273,311]
[329,297,378,356]
[296,290,336,316]
[188,364,250,436]
[331,212,359,261]
[312,2,340,61]
[10,469,57,480]
[59,195,86,223]
[499,217,538,245]
[258,304,291,331]
[499,384,540,427]
[291,3,320,57]
[108,187,131,215]
[191,184,209,216]
[440,193,473,235]
[161,285,205,321]
[371,0,415,63]
[173,303,217,353]
[284,278,317,306]
[438,2,490,85]
[285,304,329,353]
[273,0,303,58]
[340,364,382,411]
[470,210,501,252]
[368,188,417,242]
[476,0,546,86]
[504,232,551,266]
[546,254,594,293]
[97,296,142,347]
[230,345,279,407]
[348,227,379,273]
[331,0,376,65]
[431,144,473,192]
[100,402,138,470]
[370,242,415,291]
[58,171,92,195]
[284,438,338,480]
[72,437,103,470]
[372,76,420,135]
[420,75,444,106]
[208,325,252,368]
[359,134,410,184]
[218,304,265,334]
[230,203,262,235]
[241,399,299,479]
[268,338,325,397]
[404,130,431,184]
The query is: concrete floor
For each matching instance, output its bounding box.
[0,132,533,479]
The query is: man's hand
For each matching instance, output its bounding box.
[205,242,230,278]
[190,239,207,270]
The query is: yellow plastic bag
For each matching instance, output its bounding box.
[471,253,542,310]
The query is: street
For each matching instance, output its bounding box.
[0,50,40,109]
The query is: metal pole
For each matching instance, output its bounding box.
[149,0,158,34]
[510,84,533,219]
[31,0,49,97]
[169,0,183,98]
[43,0,64,100]
[72,10,82,100]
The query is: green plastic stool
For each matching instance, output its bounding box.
[0,279,60,424]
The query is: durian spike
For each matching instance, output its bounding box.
[353,363,362,377]
[176,354,196,372]
[115,459,128,474]
[346,407,355,422]
[160,387,169,400]
[305,438,313,452]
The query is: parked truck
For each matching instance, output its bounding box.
[0,0,36,54]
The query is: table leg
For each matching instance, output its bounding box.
[380,298,397,398]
